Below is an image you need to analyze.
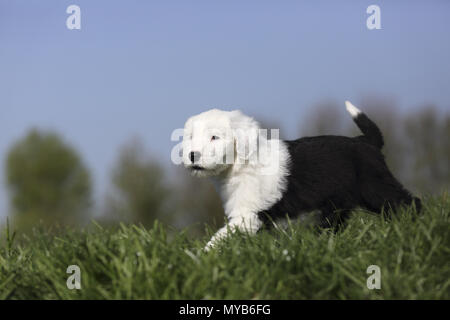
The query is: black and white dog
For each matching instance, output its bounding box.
[182,101,420,250]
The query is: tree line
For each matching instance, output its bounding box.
[3,100,449,234]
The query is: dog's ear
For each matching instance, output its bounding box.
[229,110,259,163]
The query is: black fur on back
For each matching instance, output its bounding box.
[258,133,421,228]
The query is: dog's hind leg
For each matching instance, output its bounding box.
[360,175,420,216]
[356,150,421,215]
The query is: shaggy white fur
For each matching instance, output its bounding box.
[182,109,290,250]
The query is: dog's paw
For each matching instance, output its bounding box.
[203,241,214,252]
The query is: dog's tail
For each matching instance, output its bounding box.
[345,101,384,149]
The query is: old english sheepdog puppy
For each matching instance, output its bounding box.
[182,101,421,250]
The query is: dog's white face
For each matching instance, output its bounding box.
[182,109,237,177]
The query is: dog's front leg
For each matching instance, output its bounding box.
[204,213,261,251]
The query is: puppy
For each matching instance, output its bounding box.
[182,101,421,250]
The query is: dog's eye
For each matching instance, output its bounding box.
[211,136,219,141]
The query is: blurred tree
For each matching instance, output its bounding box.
[169,167,224,237]
[6,129,91,228]
[300,100,347,137]
[105,138,169,227]
[404,107,450,194]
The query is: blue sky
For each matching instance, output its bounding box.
[1,0,449,221]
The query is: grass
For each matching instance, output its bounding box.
[0,195,449,299]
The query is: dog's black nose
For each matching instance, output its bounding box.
[189,151,201,163]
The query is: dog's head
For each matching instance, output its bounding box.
[182,109,260,177]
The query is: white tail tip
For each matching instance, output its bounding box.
[345,100,362,118]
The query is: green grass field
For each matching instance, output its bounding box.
[1,195,449,300]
